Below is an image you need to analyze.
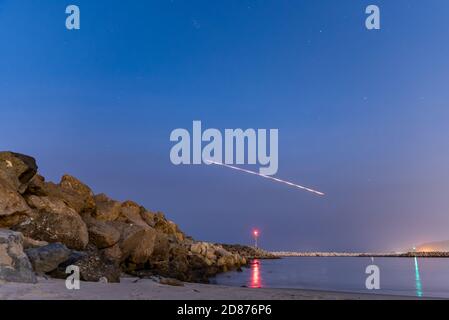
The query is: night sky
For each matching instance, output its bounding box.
[1,0,448,252]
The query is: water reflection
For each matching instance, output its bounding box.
[249,259,262,288]
[414,257,423,297]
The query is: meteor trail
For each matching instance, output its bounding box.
[205,160,325,196]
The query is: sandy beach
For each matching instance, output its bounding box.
[0,277,421,300]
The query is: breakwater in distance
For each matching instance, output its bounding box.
[271,251,449,258]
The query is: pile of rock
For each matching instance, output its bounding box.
[0,151,247,284]
[190,242,247,271]
[221,244,279,260]
[397,252,449,258]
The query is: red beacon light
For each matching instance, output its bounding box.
[252,229,260,248]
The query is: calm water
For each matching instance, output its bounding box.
[212,257,449,298]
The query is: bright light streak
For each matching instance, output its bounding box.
[414,257,423,297]
[250,260,262,288]
[205,160,325,196]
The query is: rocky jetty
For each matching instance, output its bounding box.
[0,151,247,284]
[221,244,279,259]
[272,251,449,258]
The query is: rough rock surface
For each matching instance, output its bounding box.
[86,219,121,249]
[0,229,36,283]
[50,245,121,283]
[59,175,96,214]
[0,152,38,193]
[93,194,121,221]
[16,195,89,250]
[117,201,148,227]
[25,243,71,273]
[111,222,157,265]
[0,179,30,222]
[23,237,48,249]
[0,153,34,228]
[101,243,122,261]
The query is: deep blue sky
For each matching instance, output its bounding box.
[1,1,449,251]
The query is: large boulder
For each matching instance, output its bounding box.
[110,221,156,265]
[25,175,96,215]
[117,201,148,228]
[49,246,121,283]
[165,244,190,281]
[153,213,185,242]
[187,254,219,282]
[93,194,121,221]
[25,243,71,273]
[0,229,37,283]
[25,174,47,196]
[150,231,170,264]
[131,243,191,281]
[190,242,205,255]
[101,243,122,261]
[16,195,89,250]
[0,152,37,194]
[0,179,31,227]
[58,175,96,214]
[141,210,156,227]
[27,175,98,207]
[146,231,171,275]
[86,219,120,249]
[187,242,247,277]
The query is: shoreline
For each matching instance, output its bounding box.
[0,277,426,300]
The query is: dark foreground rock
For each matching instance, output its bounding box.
[25,243,71,273]
[0,229,36,283]
[0,151,249,284]
[49,245,121,283]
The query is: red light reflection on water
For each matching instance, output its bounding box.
[249,259,262,288]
